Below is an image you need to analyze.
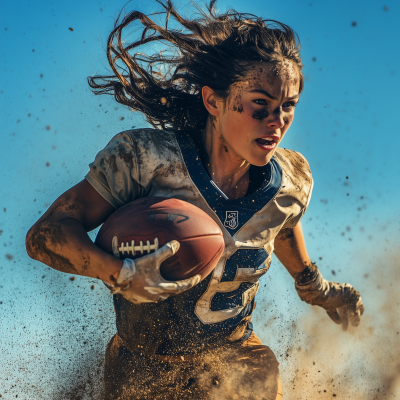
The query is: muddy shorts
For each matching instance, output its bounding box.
[104,332,283,400]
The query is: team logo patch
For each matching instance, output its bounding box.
[224,211,239,230]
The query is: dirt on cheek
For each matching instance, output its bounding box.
[252,110,270,120]
[232,103,244,113]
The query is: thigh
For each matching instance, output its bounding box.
[104,334,202,400]
[104,333,282,400]
[189,333,282,400]
[104,334,166,400]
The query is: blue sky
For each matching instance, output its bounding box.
[1,0,399,398]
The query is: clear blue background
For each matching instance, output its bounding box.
[1,1,399,399]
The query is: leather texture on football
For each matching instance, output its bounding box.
[95,197,225,281]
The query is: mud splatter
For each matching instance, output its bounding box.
[252,109,270,120]
[26,221,76,273]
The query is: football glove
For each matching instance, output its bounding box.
[295,265,364,331]
[105,240,201,304]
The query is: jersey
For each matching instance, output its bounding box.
[85,128,313,356]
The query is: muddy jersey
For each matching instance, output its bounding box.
[85,128,313,356]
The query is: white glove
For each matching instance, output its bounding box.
[105,240,201,304]
[295,268,365,331]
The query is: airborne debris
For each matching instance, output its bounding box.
[69,27,74,31]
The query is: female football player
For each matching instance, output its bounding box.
[26,1,364,399]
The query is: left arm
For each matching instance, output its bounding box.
[274,222,311,277]
[274,222,364,331]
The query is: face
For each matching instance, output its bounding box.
[215,61,300,166]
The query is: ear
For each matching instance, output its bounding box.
[201,86,221,117]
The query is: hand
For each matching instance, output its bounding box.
[104,240,201,304]
[295,271,365,331]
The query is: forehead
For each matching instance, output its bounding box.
[234,61,300,99]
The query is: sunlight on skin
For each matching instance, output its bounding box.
[201,61,300,199]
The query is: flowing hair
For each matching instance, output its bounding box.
[88,0,303,135]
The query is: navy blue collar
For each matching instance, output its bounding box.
[174,130,282,235]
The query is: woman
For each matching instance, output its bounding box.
[26,1,364,399]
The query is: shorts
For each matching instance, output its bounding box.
[104,332,283,400]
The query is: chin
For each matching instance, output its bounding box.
[249,151,276,167]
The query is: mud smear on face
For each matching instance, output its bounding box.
[232,103,244,113]
[252,109,270,121]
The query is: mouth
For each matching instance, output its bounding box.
[255,136,278,151]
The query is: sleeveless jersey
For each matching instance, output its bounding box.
[85,128,313,356]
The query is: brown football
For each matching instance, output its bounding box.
[95,197,225,281]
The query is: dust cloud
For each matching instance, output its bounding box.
[276,249,400,400]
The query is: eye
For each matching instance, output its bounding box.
[253,99,268,106]
[282,101,298,109]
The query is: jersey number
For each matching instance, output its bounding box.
[194,249,270,324]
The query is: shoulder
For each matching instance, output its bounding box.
[273,147,312,190]
[107,128,178,152]
[97,128,182,166]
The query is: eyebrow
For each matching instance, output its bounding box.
[249,89,299,101]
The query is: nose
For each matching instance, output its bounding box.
[267,108,285,129]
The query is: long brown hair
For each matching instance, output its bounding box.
[88,0,303,135]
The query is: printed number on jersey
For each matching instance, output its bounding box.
[194,248,270,324]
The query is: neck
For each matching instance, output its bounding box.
[201,118,250,200]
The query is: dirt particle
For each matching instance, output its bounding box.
[46,162,50,167]
[312,57,317,62]
[46,125,51,130]
[331,270,336,275]
[120,117,125,121]
[91,285,95,290]
[70,276,75,281]
[351,21,357,27]
[69,27,74,31]
[383,5,389,11]
[40,74,43,78]
[5,254,14,260]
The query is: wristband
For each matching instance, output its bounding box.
[293,263,320,286]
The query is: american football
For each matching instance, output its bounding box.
[95,197,225,281]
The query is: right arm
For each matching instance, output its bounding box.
[25,179,123,284]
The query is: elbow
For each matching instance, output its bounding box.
[25,225,38,260]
